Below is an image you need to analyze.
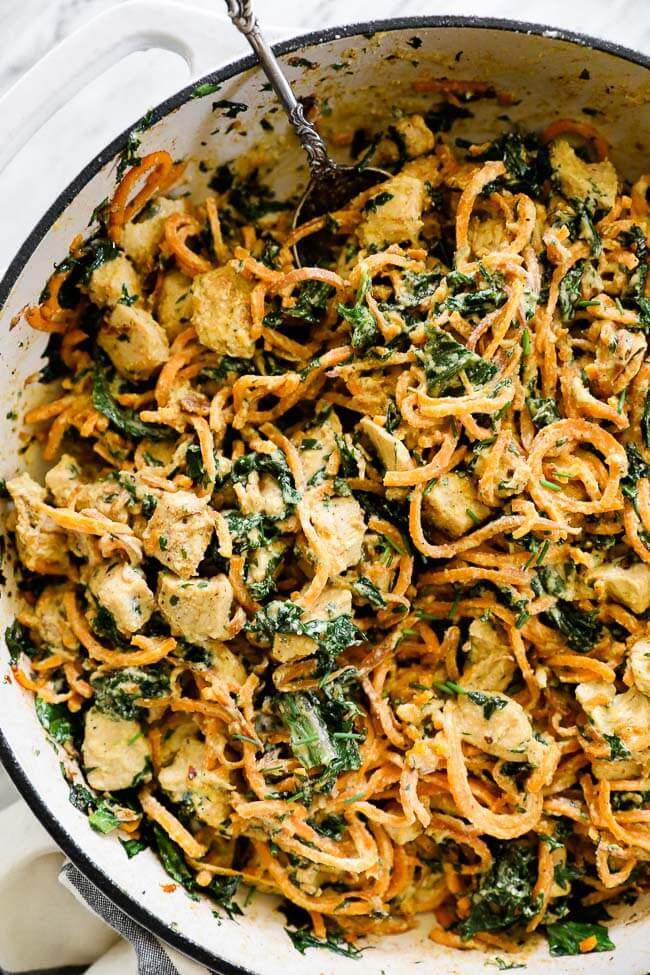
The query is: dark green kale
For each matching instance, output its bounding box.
[35,697,79,745]
[622,225,650,329]
[116,109,155,181]
[541,601,603,652]
[458,130,549,196]
[417,326,497,393]
[337,298,379,350]
[394,269,442,308]
[306,814,346,840]
[152,821,244,916]
[558,262,585,323]
[201,356,253,381]
[208,163,234,193]
[545,920,614,956]
[278,693,340,768]
[603,733,630,760]
[363,190,394,213]
[459,841,541,940]
[642,390,650,450]
[433,680,508,720]
[228,169,292,222]
[425,102,473,133]
[283,280,334,325]
[120,837,148,858]
[285,926,363,958]
[212,99,247,118]
[92,665,170,720]
[91,605,128,647]
[527,394,561,429]
[38,333,67,383]
[92,353,172,441]
[88,799,125,834]
[352,576,386,608]
[621,443,650,515]
[334,434,361,477]
[231,450,300,505]
[225,511,280,554]
[4,620,38,662]
[247,547,284,602]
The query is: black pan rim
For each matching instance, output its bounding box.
[1,13,649,974]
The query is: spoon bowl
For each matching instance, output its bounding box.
[225,0,391,266]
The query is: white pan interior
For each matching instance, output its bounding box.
[1,20,650,975]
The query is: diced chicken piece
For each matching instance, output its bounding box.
[191,265,255,358]
[121,196,188,271]
[630,639,650,698]
[87,562,155,636]
[549,139,618,212]
[237,471,285,517]
[272,587,353,663]
[587,562,650,615]
[423,472,491,539]
[158,731,232,829]
[459,619,516,692]
[359,417,413,473]
[588,321,647,398]
[87,254,142,308]
[97,304,169,382]
[470,216,508,257]
[247,539,287,592]
[401,154,444,187]
[83,706,151,791]
[576,681,650,748]
[357,174,425,249]
[142,491,214,578]
[457,693,559,777]
[378,114,435,163]
[308,496,366,574]
[296,412,343,483]
[157,572,242,654]
[28,584,78,652]
[154,270,193,341]
[592,756,647,780]
[474,437,530,501]
[6,473,70,574]
[44,454,83,506]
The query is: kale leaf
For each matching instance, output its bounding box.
[231,450,300,505]
[92,353,172,441]
[352,575,386,608]
[92,665,170,720]
[527,394,561,429]
[417,326,497,393]
[35,697,79,745]
[459,841,541,940]
[285,926,363,958]
[545,920,614,956]
[558,262,585,323]
[225,511,280,554]
[541,601,603,652]
[4,621,38,662]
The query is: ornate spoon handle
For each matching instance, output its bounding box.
[224,0,336,179]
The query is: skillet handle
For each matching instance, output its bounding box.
[0,0,257,175]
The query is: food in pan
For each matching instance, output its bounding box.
[3,103,650,958]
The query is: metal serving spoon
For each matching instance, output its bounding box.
[224,0,390,265]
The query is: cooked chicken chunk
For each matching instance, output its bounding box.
[576,681,650,748]
[154,269,193,341]
[83,706,151,791]
[27,584,78,652]
[142,491,214,578]
[359,417,413,473]
[587,562,650,614]
[549,139,618,212]
[121,196,187,271]
[191,265,255,358]
[87,562,155,636]
[97,304,170,382]
[272,586,353,663]
[629,639,650,698]
[6,473,70,574]
[87,254,142,308]
[459,619,516,692]
[158,728,232,829]
[423,472,491,538]
[357,174,425,249]
[157,572,240,648]
[377,114,435,163]
[457,693,559,779]
[307,496,366,574]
